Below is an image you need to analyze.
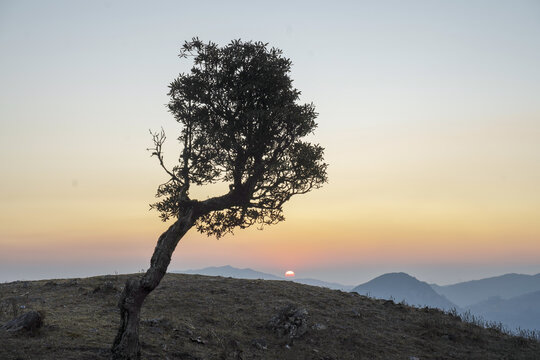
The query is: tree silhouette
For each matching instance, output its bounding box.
[111,38,328,359]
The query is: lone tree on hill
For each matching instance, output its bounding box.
[111,38,328,359]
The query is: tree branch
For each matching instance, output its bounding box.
[148,129,183,184]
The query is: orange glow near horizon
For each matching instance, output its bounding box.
[2,183,540,269]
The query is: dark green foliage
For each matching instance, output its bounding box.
[150,38,327,237]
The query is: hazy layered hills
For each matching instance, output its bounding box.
[352,272,458,310]
[176,265,282,281]
[352,272,540,333]
[351,272,540,332]
[466,290,540,331]
[175,265,354,291]
[431,273,540,307]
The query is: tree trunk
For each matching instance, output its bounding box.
[111,210,195,359]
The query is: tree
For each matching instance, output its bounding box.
[111,38,328,359]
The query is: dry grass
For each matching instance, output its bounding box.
[1,273,539,359]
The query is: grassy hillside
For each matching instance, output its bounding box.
[1,274,539,359]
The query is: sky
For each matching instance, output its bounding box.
[1,0,539,285]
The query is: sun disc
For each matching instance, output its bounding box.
[285,270,295,277]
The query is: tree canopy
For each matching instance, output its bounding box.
[149,38,328,237]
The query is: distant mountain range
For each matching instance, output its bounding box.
[176,265,282,281]
[292,278,354,291]
[173,265,540,332]
[352,272,457,310]
[465,290,540,331]
[173,265,353,291]
[430,273,540,307]
[352,272,540,332]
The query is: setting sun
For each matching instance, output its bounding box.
[285,270,295,278]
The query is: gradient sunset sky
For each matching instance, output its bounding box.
[1,0,539,285]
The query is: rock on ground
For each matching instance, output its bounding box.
[267,304,308,340]
[2,311,43,335]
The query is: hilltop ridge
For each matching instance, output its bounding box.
[1,273,539,359]
[352,272,458,310]
[431,273,540,307]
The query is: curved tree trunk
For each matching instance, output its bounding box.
[111,210,195,359]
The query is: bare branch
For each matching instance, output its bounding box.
[147,128,183,184]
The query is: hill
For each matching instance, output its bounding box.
[291,277,353,291]
[175,265,282,281]
[352,272,458,311]
[1,273,539,359]
[466,290,540,332]
[175,265,353,291]
[431,273,540,307]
